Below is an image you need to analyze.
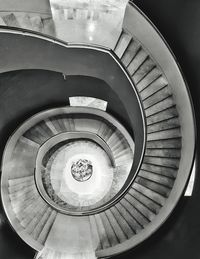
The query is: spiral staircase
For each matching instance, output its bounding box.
[0,1,196,259]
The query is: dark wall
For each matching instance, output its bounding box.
[117,0,200,258]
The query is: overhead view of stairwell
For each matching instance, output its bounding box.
[0,0,196,259]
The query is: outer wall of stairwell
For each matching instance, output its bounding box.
[0,0,55,36]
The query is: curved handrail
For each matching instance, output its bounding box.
[2,106,136,217]
[35,132,116,216]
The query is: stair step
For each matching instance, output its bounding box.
[17,198,44,223]
[145,148,181,158]
[24,125,48,145]
[111,164,132,196]
[110,206,135,239]
[114,31,132,59]
[20,200,46,228]
[25,216,39,234]
[8,178,34,193]
[147,117,180,133]
[116,202,141,233]
[115,156,133,167]
[113,147,132,160]
[147,128,181,141]
[105,210,127,243]
[74,118,101,134]
[35,122,54,138]
[145,97,174,117]
[107,131,125,151]
[128,189,156,221]
[130,187,161,214]
[136,68,162,92]
[123,196,150,226]
[143,86,172,109]
[135,176,171,197]
[11,137,38,178]
[10,187,38,206]
[37,210,57,245]
[121,40,141,67]
[127,49,148,76]
[50,116,76,133]
[141,163,177,179]
[98,122,114,142]
[115,161,133,173]
[128,188,159,221]
[26,204,48,234]
[13,137,39,158]
[111,137,128,154]
[19,136,40,149]
[140,76,168,100]
[49,118,63,133]
[99,212,119,246]
[8,176,34,187]
[9,183,36,201]
[8,181,34,194]
[38,121,54,139]
[62,117,75,131]
[32,207,53,239]
[143,156,180,169]
[147,106,178,125]
[125,196,150,224]
[146,138,182,149]
[55,117,67,132]
[11,190,39,214]
[138,170,174,188]
[8,166,35,181]
[44,119,58,135]
[132,182,166,206]
[94,214,110,249]
[9,184,36,200]
[132,57,155,84]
